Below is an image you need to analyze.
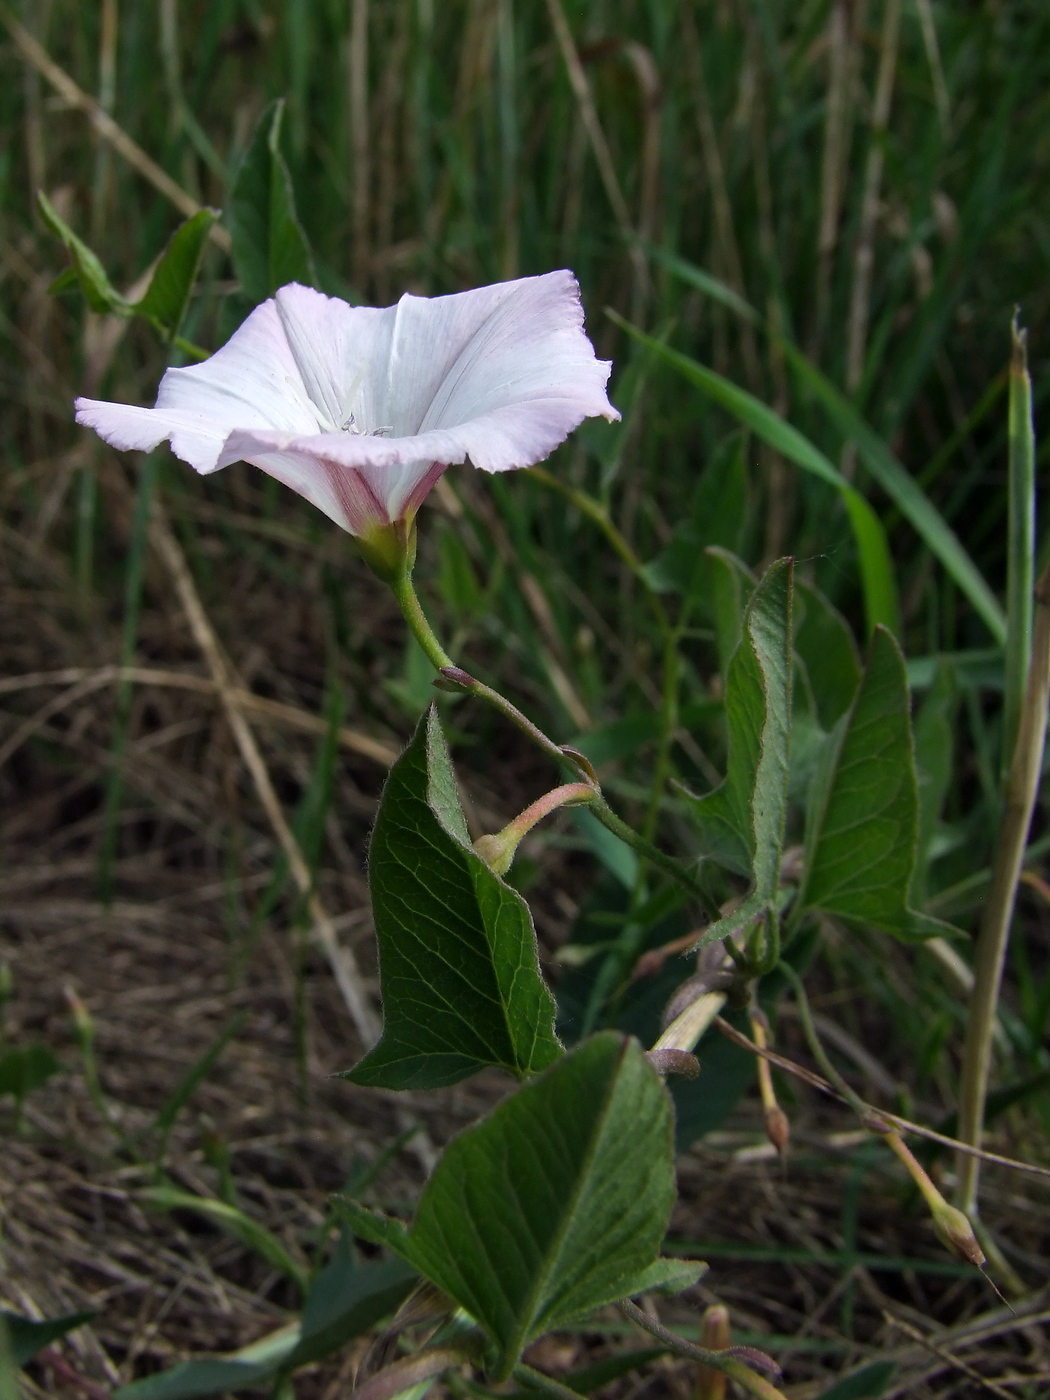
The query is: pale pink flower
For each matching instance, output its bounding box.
[75,272,618,539]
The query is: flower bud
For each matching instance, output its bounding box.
[696,1305,730,1400]
[473,783,594,877]
[64,985,94,1048]
[932,1201,986,1269]
[647,1048,700,1080]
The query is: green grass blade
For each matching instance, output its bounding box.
[609,311,901,638]
[644,248,1007,644]
[778,341,1007,645]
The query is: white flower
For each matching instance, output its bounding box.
[75,272,618,539]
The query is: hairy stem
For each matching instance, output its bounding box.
[617,1300,784,1399]
[957,555,1050,1213]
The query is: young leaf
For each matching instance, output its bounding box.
[134,209,218,340]
[343,704,561,1089]
[688,559,793,941]
[2,1310,94,1367]
[287,1244,416,1368]
[37,192,129,316]
[795,628,957,941]
[227,98,317,305]
[340,1033,678,1381]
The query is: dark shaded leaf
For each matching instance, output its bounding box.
[288,1238,416,1368]
[134,209,218,339]
[344,705,561,1089]
[609,311,900,638]
[796,629,957,941]
[227,98,317,304]
[642,434,747,597]
[115,1329,298,1400]
[2,1310,94,1367]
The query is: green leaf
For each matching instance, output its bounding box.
[609,311,900,639]
[796,629,958,941]
[227,98,317,304]
[815,1360,895,1399]
[134,209,218,340]
[2,1310,94,1367]
[688,561,793,938]
[0,1043,60,1103]
[341,1032,677,1381]
[621,1258,707,1296]
[37,192,129,316]
[288,1242,416,1368]
[143,1188,309,1294]
[344,704,561,1089]
[793,583,861,733]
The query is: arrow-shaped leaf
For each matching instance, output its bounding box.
[227,98,317,304]
[343,704,561,1089]
[339,1032,688,1381]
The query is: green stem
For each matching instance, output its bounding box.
[590,794,716,916]
[390,566,454,671]
[389,567,716,915]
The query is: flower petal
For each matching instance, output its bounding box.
[390,269,618,449]
[75,271,618,536]
[76,298,320,473]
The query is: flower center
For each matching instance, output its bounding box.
[284,373,393,438]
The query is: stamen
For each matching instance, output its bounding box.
[336,365,369,434]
